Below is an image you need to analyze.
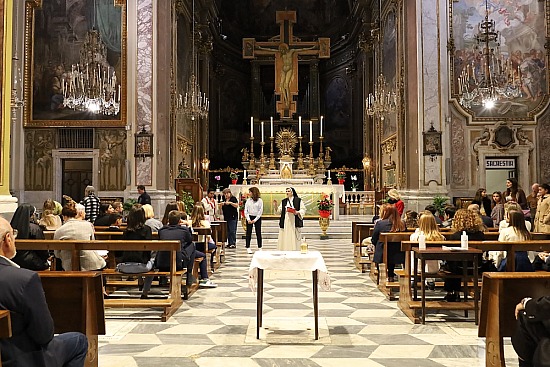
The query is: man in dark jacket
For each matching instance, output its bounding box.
[0,216,88,367]
[513,296,550,367]
[137,185,151,205]
[157,211,216,287]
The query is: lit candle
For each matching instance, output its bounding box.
[270,116,273,137]
[244,170,247,178]
[261,121,264,143]
[309,120,313,142]
[298,116,302,137]
[320,115,323,136]
[327,170,331,178]
[250,117,253,138]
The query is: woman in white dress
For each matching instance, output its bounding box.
[277,187,306,251]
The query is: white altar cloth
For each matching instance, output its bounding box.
[248,250,331,292]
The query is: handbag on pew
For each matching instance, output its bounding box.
[116,260,154,274]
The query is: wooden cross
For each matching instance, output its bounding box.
[243,11,330,119]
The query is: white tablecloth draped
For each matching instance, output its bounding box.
[248,250,331,292]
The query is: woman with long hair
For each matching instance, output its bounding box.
[189,203,218,287]
[10,204,49,270]
[443,209,485,301]
[410,211,445,289]
[38,199,62,230]
[371,205,407,283]
[118,205,155,298]
[277,187,306,251]
[491,191,505,226]
[473,188,492,216]
[505,177,528,210]
[534,183,550,233]
[245,187,263,254]
[498,210,533,271]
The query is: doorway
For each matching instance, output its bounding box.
[62,159,92,203]
[485,157,517,194]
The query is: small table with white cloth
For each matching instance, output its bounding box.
[248,250,331,340]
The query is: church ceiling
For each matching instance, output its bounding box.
[214,0,356,44]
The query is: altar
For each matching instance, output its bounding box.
[230,184,344,219]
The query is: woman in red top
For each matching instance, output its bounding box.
[387,189,404,217]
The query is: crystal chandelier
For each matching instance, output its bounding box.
[456,0,520,109]
[63,29,120,115]
[177,0,209,120]
[366,74,397,117]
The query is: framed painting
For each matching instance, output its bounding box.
[23,0,127,127]
[450,0,549,120]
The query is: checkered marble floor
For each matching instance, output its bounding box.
[98,237,521,367]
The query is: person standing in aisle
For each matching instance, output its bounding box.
[245,187,263,254]
[137,185,151,205]
[277,187,306,251]
[221,188,239,248]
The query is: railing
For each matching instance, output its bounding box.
[343,191,376,215]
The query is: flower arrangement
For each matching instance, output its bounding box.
[317,194,334,211]
[351,175,358,190]
[214,175,221,191]
[230,170,239,180]
[336,171,346,179]
[238,194,249,216]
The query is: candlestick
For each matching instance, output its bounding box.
[297,136,305,170]
[261,121,264,143]
[269,136,276,170]
[250,116,253,138]
[270,116,273,137]
[309,120,313,142]
[320,116,323,136]
[299,116,302,137]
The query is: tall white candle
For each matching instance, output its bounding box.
[309,120,313,142]
[320,116,324,136]
[250,117,253,138]
[244,170,247,178]
[298,116,302,137]
[270,116,273,137]
[261,121,264,143]
[327,170,331,178]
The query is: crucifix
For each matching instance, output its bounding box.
[243,11,330,119]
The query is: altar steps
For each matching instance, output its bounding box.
[236,215,372,240]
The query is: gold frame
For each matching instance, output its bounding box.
[23,0,127,127]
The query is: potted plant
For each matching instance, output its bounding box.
[230,170,239,185]
[317,194,334,218]
[179,190,195,214]
[432,195,448,219]
[351,175,358,192]
[336,171,346,185]
[214,175,221,192]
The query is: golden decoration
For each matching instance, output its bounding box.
[275,128,298,158]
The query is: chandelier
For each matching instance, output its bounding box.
[456,0,520,109]
[366,74,397,118]
[62,0,120,116]
[177,0,209,120]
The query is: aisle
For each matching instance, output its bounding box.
[98,237,517,367]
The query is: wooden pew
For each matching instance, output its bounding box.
[0,310,11,366]
[211,220,227,263]
[39,271,105,367]
[479,272,550,367]
[377,232,414,300]
[16,239,186,321]
[399,240,550,324]
[353,222,374,272]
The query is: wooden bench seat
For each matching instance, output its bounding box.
[16,239,184,321]
[479,272,550,367]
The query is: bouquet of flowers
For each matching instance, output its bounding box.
[239,194,248,216]
[230,170,239,180]
[336,171,346,180]
[317,194,334,211]
[351,175,358,190]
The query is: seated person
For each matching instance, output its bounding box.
[157,210,216,288]
[105,213,123,231]
[0,216,88,366]
[499,202,532,231]
[441,206,456,228]
[468,203,493,228]
[424,204,443,225]
[512,296,550,367]
[94,203,115,226]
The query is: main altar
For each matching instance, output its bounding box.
[229,184,344,220]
